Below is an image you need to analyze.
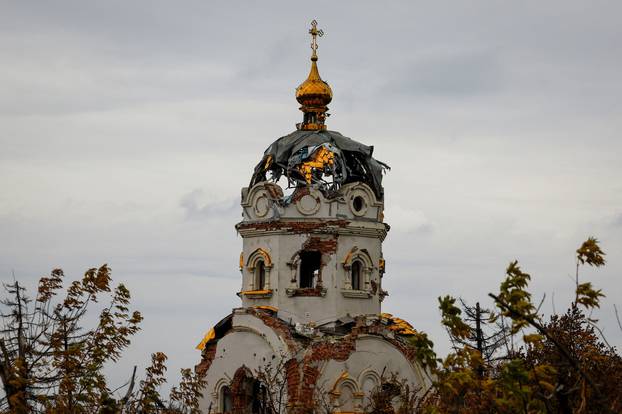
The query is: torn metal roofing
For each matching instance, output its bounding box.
[250,130,390,199]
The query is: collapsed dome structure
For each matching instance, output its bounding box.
[250,130,390,201]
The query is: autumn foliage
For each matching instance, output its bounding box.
[410,237,622,413]
[0,265,205,414]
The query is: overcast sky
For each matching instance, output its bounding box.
[1,0,621,394]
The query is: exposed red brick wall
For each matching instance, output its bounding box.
[236,219,349,234]
[289,287,325,297]
[284,358,301,404]
[264,183,284,200]
[300,234,338,287]
[286,336,358,412]
[298,365,320,408]
[198,310,421,413]
[290,186,310,203]
[285,316,424,412]
[302,235,338,254]
[248,308,303,352]
[195,342,217,376]
[351,316,421,366]
[306,338,356,363]
[230,366,252,414]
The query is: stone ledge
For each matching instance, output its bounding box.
[285,286,327,297]
[340,289,372,299]
[237,289,273,299]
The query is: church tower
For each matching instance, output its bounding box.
[237,20,388,325]
[197,21,428,414]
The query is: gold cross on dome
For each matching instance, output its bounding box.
[309,19,324,59]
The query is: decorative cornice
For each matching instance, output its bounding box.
[237,289,274,299]
[340,289,372,299]
[285,287,327,297]
[237,220,389,241]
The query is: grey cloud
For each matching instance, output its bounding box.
[385,204,434,235]
[384,50,504,99]
[180,189,239,221]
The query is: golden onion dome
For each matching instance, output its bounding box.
[295,59,333,107]
[295,20,332,131]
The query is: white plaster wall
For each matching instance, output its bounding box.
[241,229,385,325]
[198,314,290,413]
[239,181,387,326]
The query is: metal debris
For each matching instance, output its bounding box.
[251,130,389,200]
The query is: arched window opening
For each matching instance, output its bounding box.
[300,251,321,288]
[220,385,232,413]
[351,260,363,290]
[352,195,365,212]
[255,261,266,290]
[237,376,267,414]
[251,379,268,414]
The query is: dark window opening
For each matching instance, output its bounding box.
[352,195,365,212]
[220,385,232,413]
[256,261,266,290]
[351,260,362,290]
[251,379,267,414]
[238,376,267,414]
[299,251,321,288]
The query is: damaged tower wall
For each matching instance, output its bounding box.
[236,181,388,325]
[197,308,431,413]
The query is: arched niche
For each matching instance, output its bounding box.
[358,369,382,410]
[213,378,233,413]
[341,247,374,295]
[246,248,273,290]
[331,376,362,413]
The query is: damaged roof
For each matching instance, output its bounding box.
[196,308,418,351]
[250,130,389,200]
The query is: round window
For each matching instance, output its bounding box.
[254,195,270,218]
[352,195,366,213]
